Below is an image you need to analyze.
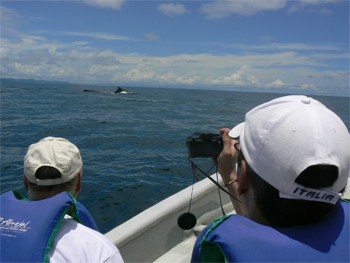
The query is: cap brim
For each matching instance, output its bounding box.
[228,122,245,139]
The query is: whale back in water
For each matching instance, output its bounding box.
[114,87,128,94]
[83,87,132,95]
[83,89,99,93]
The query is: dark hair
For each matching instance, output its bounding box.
[247,163,340,227]
[27,166,79,195]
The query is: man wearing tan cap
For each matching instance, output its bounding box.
[0,137,124,262]
[192,95,349,262]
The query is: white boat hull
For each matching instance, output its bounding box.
[105,176,350,262]
[105,174,234,262]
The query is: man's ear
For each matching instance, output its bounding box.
[24,176,29,191]
[237,160,250,194]
[74,172,82,196]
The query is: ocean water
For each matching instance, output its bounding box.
[1,79,349,233]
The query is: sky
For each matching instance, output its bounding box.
[0,0,349,96]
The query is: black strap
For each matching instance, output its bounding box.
[189,158,241,203]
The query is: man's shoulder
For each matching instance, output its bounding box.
[59,216,114,245]
[50,217,123,262]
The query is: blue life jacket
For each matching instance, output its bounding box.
[75,199,99,231]
[191,201,349,262]
[0,191,99,263]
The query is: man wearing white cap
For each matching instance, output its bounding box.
[191,95,349,262]
[0,137,124,263]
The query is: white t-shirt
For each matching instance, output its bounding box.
[49,216,124,263]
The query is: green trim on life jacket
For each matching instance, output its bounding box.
[43,192,80,263]
[200,215,230,263]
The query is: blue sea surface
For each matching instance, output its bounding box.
[1,79,349,233]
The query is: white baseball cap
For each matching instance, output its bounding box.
[229,95,349,204]
[24,137,83,186]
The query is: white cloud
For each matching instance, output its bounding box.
[14,62,40,75]
[175,75,200,85]
[0,6,20,24]
[81,0,125,9]
[125,66,156,81]
[59,31,131,41]
[0,6,23,35]
[213,65,260,87]
[297,0,339,6]
[299,83,318,90]
[287,0,340,14]
[200,0,287,18]
[267,79,286,88]
[199,0,340,17]
[286,83,320,92]
[1,35,348,95]
[158,3,188,16]
[244,42,343,51]
[89,64,120,75]
[144,32,160,41]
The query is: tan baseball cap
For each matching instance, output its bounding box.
[24,137,83,186]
